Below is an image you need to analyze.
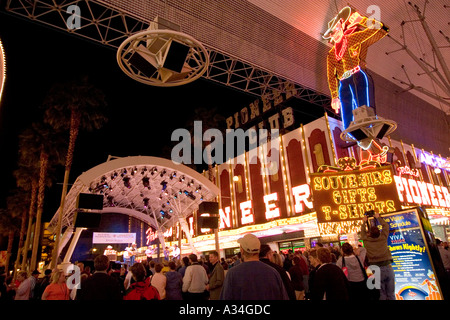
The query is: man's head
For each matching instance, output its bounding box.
[188,253,198,263]
[17,271,28,282]
[94,254,110,272]
[259,244,274,262]
[209,251,219,265]
[317,247,332,264]
[238,234,260,261]
[308,248,320,267]
[369,225,381,238]
[130,263,146,282]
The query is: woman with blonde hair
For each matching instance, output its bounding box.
[42,269,69,300]
[272,252,284,268]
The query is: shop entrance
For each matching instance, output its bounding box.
[278,239,305,254]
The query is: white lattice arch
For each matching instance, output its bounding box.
[49,155,219,257]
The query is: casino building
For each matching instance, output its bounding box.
[33,1,449,264]
[52,109,450,263]
[190,113,450,257]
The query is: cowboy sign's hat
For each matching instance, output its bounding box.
[322,6,354,40]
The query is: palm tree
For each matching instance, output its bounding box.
[17,122,64,271]
[187,106,225,182]
[42,76,108,268]
[0,208,21,275]
[183,107,225,253]
[6,189,30,276]
[13,160,39,271]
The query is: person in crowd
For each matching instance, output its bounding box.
[220,234,289,300]
[444,242,449,251]
[41,269,69,300]
[82,266,92,277]
[77,262,84,275]
[283,252,294,272]
[199,255,210,274]
[109,263,125,296]
[164,246,170,261]
[129,243,138,266]
[259,244,296,301]
[289,256,306,300]
[124,263,160,300]
[437,239,450,274]
[272,252,284,268]
[296,252,310,295]
[310,247,349,300]
[279,251,286,264]
[161,261,170,275]
[307,248,320,300]
[336,242,368,300]
[165,261,183,300]
[361,212,395,300]
[182,253,209,300]
[13,271,32,300]
[35,269,52,300]
[172,244,181,260]
[206,251,224,300]
[151,263,166,299]
[141,260,152,278]
[28,270,40,300]
[436,238,450,291]
[3,276,15,300]
[145,246,154,263]
[231,252,242,267]
[78,254,122,300]
[178,256,190,278]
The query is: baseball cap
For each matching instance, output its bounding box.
[237,234,260,253]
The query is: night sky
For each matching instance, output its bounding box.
[0,11,256,231]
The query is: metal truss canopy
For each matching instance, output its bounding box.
[47,156,219,235]
[5,0,331,107]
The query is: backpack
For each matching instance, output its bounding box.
[124,280,160,300]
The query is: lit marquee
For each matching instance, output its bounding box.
[310,160,402,235]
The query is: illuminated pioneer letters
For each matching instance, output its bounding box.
[394,176,450,208]
[218,183,313,229]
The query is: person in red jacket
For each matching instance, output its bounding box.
[124,263,160,300]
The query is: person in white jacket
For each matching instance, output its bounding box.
[182,254,208,300]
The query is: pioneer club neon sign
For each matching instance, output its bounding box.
[219,184,313,229]
[394,176,450,208]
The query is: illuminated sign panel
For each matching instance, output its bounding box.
[385,208,444,300]
[394,176,450,208]
[416,150,450,171]
[310,166,401,234]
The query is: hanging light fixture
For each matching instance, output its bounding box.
[117,16,209,87]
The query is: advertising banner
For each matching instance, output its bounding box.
[384,208,444,300]
[310,164,402,234]
[93,232,136,244]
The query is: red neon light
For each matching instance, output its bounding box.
[397,166,420,178]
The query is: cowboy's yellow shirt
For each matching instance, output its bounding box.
[327,17,388,100]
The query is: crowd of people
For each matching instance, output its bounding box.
[1,213,448,301]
